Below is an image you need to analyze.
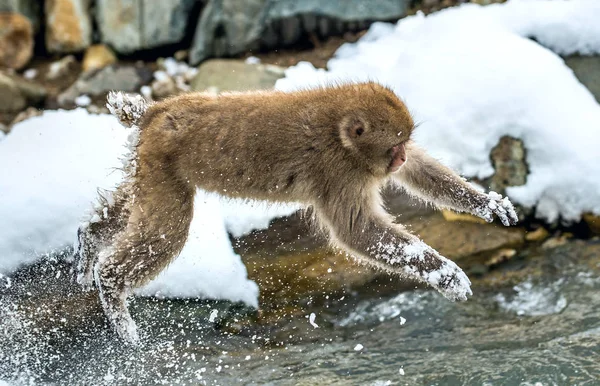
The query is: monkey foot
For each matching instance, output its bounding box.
[76,272,95,292]
[112,314,140,345]
[476,191,519,226]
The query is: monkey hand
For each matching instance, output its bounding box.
[416,248,472,302]
[430,257,472,302]
[473,191,518,226]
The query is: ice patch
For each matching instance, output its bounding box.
[308,312,319,329]
[495,279,567,316]
[339,291,442,327]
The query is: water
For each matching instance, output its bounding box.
[1,242,600,385]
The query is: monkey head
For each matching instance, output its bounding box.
[338,83,415,177]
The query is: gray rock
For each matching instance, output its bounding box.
[10,106,42,126]
[489,136,528,195]
[564,55,600,103]
[46,55,77,80]
[190,0,409,64]
[0,73,25,112]
[0,72,46,112]
[96,0,197,54]
[0,0,40,31]
[190,59,285,93]
[58,65,152,106]
[8,73,47,104]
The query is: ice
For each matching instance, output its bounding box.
[495,279,567,316]
[208,309,219,323]
[309,312,319,328]
[276,0,600,222]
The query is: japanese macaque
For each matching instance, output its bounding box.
[76,83,518,344]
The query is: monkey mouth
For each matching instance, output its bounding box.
[388,143,407,173]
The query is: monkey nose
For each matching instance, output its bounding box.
[389,144,407,173]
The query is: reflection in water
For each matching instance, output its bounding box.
[1,257,600,385]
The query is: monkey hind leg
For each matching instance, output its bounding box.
[94,177,195,343]
[75,185,132,291]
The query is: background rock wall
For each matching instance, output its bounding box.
[0,0,410,69]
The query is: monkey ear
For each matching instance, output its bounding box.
[348,122,365,139]
[339,118,366,149]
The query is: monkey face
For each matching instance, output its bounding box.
[338,83,415,177]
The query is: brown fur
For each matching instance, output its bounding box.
[77,82,517,343]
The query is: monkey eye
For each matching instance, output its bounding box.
[355,127,364,136]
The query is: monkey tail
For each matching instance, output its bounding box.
[106,91,150,128]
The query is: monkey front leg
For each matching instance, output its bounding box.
[320,210,472,301]
[394,142,518,226]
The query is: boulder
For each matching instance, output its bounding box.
[57,64,152,106]
[0,72,26,112]
[525,227,550,242]
[583,213,600,235]
[0,12,33,69]
[45,0,92,53]
[190,59,285,93]
[0,72,46,112]
[46,54,77,80]
[0,0,40,31]
[7,72,47,103]
[82,44,116,73]
[564,56,600,104]
[10,105,42,126]
[489,136,527,194]
[95,0,197,53]
[190,0,409,64]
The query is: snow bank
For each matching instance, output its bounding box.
[276,0,600,222]
[136,191,260,307]
[0,110,128,273]
[0,109,297,306]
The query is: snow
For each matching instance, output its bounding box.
[74,95,91,107]
[137,191,259,307]
[495,279,567,316]
[369,239,472,301]
[0,109,298,307]
[208,309,219,323]
[308,312,319,328]
[275,0,600,222]
[23,68,37,80]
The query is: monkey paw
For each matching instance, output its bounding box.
[475,191,519,226]
[427,259,473,302]
[76,271,95,292]
[113,314,140,346]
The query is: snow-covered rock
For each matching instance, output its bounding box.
[276,0,600,222]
